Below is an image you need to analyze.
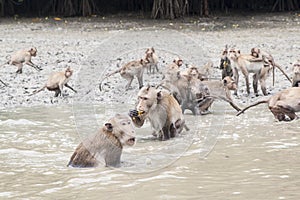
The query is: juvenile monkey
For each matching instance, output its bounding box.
[99,59,149,91]
[129,86,188,140]
[220,46,233,79]
[5,47,41,74]
[292,60,300,87]
[145,47,159,74]
[250,47,292,85]
[67,114,136,168]
[237,87,300,121]
[30,66,76,97]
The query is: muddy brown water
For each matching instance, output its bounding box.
[1,103,299,199]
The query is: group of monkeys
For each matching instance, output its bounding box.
[0,47,77,97]
[1,46,299,168]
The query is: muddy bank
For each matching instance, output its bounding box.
[0,13,299,109]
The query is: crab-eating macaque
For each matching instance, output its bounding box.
[30,66,77,97]
[220,45,233,79]
[202,76,241,112]
[237,87,300,121]
[182,64,208,81]
[145,47,159,74]
[228,47,273,96]
[99,59,149,91]
[129,86,188,140]
[5,47,42,74]
[250,47,292,85]
[67,114,136,168]
[292,60,300,87]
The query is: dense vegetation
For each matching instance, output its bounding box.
[0,0,299,18]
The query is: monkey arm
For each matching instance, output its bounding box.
[129,109,145,127]
[65,83,77,93]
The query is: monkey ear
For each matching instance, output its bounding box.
[104,123,113,132]
[157,91,163,101]
[151,47,155,53]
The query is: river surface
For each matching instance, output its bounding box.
[0,103,299,199]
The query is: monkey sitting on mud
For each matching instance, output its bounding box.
[145,47,159,74]
[129,86,189,140]
[30,66,77,97]
[237,87,300,121]
[67,114,136,168]
[292,60,300,87]
[99,58,149,91]
[4,47,42,74]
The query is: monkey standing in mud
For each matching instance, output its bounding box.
[220,45,233,79]
[30,66,77,97]
[4,47,42,74]
[145,47,159,74]
[129,86,189,140]
[67,114,136,168]
[291,60,300,87]
[227,47,274,96]
[250,47,292,85]
[99,59,149,91]
[237,87,300,121]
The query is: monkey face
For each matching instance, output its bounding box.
[293,61,300,74]
[136,86,157,114]
[250,47,260,58]
[223,76,237,91]
[109,114,136,146]
[228,48,240,60]
[30,47,37,57]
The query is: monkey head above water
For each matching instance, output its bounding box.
[67,114,136,168]
[129,86,189,140]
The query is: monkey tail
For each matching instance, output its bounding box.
[99,67,122,91]
[274,63,292,83]
[0,79,7,87]
[28,86,46,96]
[236,99,269,116]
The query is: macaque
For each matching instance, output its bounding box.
[220,45,233,79]
[67,114,136,168]
[227,47,272,96]
[292,60,300,87]
[145,47,159,74]
[30,66,76,97]
[5,47,41,74]
[99,59,149,91]
[237,87,300,121]
[129,86,188,140]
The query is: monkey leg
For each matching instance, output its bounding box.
[252,73,259,96]
[124,76,134,90]
[137,74,144,89]
[233,67,239,95]
[170,123,176,138]
[54,89,61,97]
[15,63,23,74]
[270,106,287,121]
[162,126,170,140]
